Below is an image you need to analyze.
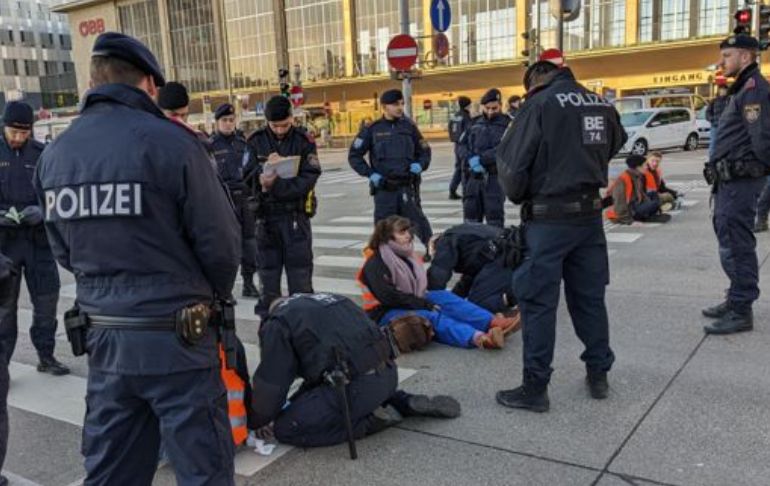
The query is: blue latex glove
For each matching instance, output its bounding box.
[369,172,383,187]
[409,162,423,175]
[469,156,486,174]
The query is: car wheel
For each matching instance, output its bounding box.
[631,139,648,156]
[684,133,699,151]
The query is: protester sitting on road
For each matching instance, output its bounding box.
[249,293,461,448]
[427,223,520,322]
[606,155,670,224]
[643,151,680,211]
[356,216,518,350]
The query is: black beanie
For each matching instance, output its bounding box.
[157,82,189,110]
[264,95,292,121]
[626,155,646,169]
[457,96,471,109]
[3,101,34,129]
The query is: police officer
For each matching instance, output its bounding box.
[246,95,321,319]
[211,103,259,299]
[35,33,240,484]
[457,89,509,227]
[507,95,521,120]
[427,223,517,315]
[250,293,460,447]
[157,81,190,122]
[702,34,770,335]
[496,61,626,412]
[447,96,472,200]
[0,101,69,375]
[349,89,433,245]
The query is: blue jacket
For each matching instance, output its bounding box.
[0,134,45,211]
[457,113,510,175]
[348,116,431,180]
[210,130,249,191]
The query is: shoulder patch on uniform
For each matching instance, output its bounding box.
[307,153,321,168]
[746,77,756,90]
[304,131,316,144]
[353,137,364,149]
[744,103,761,123]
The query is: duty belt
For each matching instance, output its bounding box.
[87,314,176,330]
[262,200,303,214]
[524,196,602,221]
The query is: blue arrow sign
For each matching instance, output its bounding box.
[430,0,451,33]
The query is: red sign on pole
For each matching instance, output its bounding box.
[290,85,305,107]
[387,34,419,71]
[433,33,450,59]
[423,99,432,110]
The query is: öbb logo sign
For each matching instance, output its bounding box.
[79,19,105,37]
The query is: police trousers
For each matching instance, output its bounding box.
[463,174,505,227]
[449,154,463,195]
[0,226,60,361]
[254,213,314,318]
[466,259,515,313]
[512,217,615,386]
[373,186,433,246]
[713,178,765,313]
[274,363,398,447]
[82,366,234,486]
[755,176,770,220]
[0,328,8,478]
[237,197,257,277]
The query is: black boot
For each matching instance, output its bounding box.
[242,274,260,299]
[365,405,403,436]
[586,372,609,399]
[702,301,729,318]
[405,394,461,418]
[496,383,549,413]
[37,356,70,376]
[704,309,753,335]
[753,216,768,233]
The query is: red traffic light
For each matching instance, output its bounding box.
[735,8,752,25]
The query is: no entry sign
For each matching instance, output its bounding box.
[290,85,304,107]
[387,34,419,71]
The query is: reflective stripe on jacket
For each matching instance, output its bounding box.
[356,248,381,312]
[219,345,248,446]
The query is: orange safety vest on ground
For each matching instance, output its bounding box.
[643,167,663,192]
[356,248,381,312]
[605,171,635,221]
[219,345,248,446]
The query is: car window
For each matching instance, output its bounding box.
[670,110,690,123]
[620,111,652,127]
[614,98,643,113]
[648,112,672,126]
[650,96,691,109]
[692,96,706,111]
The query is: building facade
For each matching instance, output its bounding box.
[0,0,78,110]
[54,0,758,134]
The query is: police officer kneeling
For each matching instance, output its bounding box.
[250,293,460,448]
[35,33,241,484]
[495,61,627,412]
[702,34,770,335]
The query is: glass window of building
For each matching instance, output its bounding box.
[698,0,730,36]
[638,0,653,42]
[3,59,19,76]
[24,60,39,76]
[445,0,516,65]
[285,0,345,82]
[531,0,624,52]
[117,0,165,73]
[224,0,277,89]
[355,0,422,75]
[167,0,223,92]
[660,0,690,40]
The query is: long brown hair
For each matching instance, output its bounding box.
[366,215,413,251]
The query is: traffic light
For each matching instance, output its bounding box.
[520,29,537,66]
[734,8,752,35]
[759,4,770,50]
[280,82,291,98]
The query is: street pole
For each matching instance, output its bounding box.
[399,0,413,118]
[535,0,542,58]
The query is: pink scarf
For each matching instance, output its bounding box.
[378,241,427,298]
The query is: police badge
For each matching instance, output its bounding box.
[744,104,760,124]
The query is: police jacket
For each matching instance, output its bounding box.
[35,84,240,374]
[496,68,627,204]
[210,131,250,192]
[245,126,321,216]
[251,293,392,428]
[349,116,431,180]
[448,109,472,143]
[711,63,770,170]
[359,250,433,323]
[457,113,510,175]
[706,95,729,124]
[427,223,504,292]
[0,134,44,212]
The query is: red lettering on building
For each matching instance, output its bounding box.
[79,18,106,37]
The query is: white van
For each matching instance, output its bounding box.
[619,107,700,156]
[614,93,708,114]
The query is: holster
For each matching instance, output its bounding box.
[213,299,237,369]
[64,306,88,357]
[175,303,211,346]
[496,226,526,270]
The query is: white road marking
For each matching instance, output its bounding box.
[606,233,643,243]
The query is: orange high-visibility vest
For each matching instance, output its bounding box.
[219,345,248,446]
[605,171,635,221]
[643,167,663,192]
[356,248,381,312]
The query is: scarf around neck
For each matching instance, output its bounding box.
[378,240,427,298]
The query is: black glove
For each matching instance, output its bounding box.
[20,206,44,226]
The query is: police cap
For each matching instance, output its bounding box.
[626,155,646,169]
[157,82,189,110]
[481,89,502,105]
[264,96,292,121]
[91,32,166,87]
[720,34,760,50]
[214,103,235,120]
[2,101,34,130]
[380,89,403,105]
[457,96,471,109]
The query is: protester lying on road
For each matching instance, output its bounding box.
[606,155,671,224]
[643,151,680,211]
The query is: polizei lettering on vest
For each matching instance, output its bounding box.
[44,183,143,221]
[555,92,611,108]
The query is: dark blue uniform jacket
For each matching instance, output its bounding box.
[349,116,431,179]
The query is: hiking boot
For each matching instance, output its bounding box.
[365,405,403,436]
[753,216,768,233]
[448,191,461,200]
[496,385,550,413]
[702,301,729,319]
[474,327,504,349]
[586,372,609,399]
[490,310,521,336]
[406,394,461,418]
[242,274,260,299]
[704,310,753,335]
[37,356,70,376]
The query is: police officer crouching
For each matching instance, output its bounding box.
[702,34,770,335]
[246,96,321,319]
[210,103,260,299]
[35,33,241,484]
[0,101,69,375]
[348,89,433,245]
[250,293,460,450]
[495,61,627,412]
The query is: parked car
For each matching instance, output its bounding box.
[695,107,711,146]
[614,93,708,114]
[619,108,700,156]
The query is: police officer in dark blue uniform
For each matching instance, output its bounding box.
[0,101,69,375]
[250,293,460,448]
[507,95,522,120]
[427,223,516,314]
[246,95,321,320]
[457,89,509,228]
[495,61,626,412]
[702,34,770,335]
[447,96,472,200]
[210,103,259,299]
[34,33,240,484]
[349,89,433,245]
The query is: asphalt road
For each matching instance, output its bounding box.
[4,145,769,486]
